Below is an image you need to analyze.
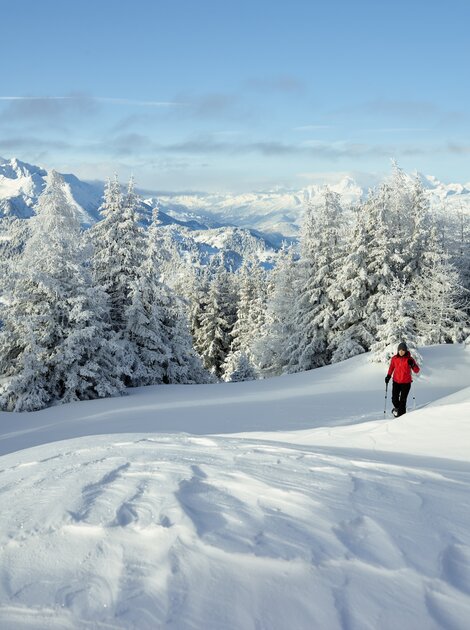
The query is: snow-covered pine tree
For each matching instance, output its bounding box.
[223,258,267,379]
[0,216,30,275]
[401,175,431,284]
[146,208,195,296]
[133,208,208,385]
[454,205,470,317]
[412,223,468,344]
[124,272,168,386]
[195,265,238,379]
[188,267,211,359]
[362,183,401,343]
[90,175,147,383]
[329,202,375,362]
[0,171,125,411]
[91,175,145,332]
[388,162,415,250]
[370,277,420,363]
[222,350,257,382]
[286,188,344,372]
[252,243,298,376]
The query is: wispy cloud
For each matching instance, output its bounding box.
[160,138,470,160]
[4,128,470,164]
[0,95,183,127]
[244,75,305,94]
[0,136,72,150]
[95,97,182,106]
[0,95,182,106]
[166,92,251,122]
[446,142,470,154]
[0,94,98,125]
[0,96,78,101]
[332,99,440,118]
[158,137,388,159]
[105,133,156,156]
[330,99,468,126]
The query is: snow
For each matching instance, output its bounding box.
[0,157,102,223]
[3,156,470,240]
[0,344,470,628]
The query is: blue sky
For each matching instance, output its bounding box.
[1,0,469,192]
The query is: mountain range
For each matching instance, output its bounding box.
[1,156,469,256]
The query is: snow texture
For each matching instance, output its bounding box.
[0,344,469,628]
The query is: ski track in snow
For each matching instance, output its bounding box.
[0,434,469,629]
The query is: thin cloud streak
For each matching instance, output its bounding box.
[0,95,183,107]
[0,136,72,150]
[244,75,305,94]
[3,131,470,163]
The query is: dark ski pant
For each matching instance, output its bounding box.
[392,381,411,417]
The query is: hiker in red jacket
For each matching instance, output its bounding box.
[385,342,420,417]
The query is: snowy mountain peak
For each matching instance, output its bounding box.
[1,155,470,233]
[416,170,468,193]
[0,157,103,222]
[0,156,47,180]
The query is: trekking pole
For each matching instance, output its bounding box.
[384,382,388,418]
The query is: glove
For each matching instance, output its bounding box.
[408,359,415,367]
[385,375,391,384]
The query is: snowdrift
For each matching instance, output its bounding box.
[0,344,469,629]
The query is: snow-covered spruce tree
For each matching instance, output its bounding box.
[401,175,431,284]
[0,217,31,313]
[91,175,145,330]
[252,243,298,376]
[286,188,344,372]
[124,271,208,385]
[329,202,376,363]
[90,176,147,384]
[0,171,125,411]
[453,206,470,317]
[123,272,168,386]
[188,267,210,353]
[387,162,415,257]
[412,224,468,344]
[330,172,422,363]
[222,350,257,382]
[145,208,196,296]
[370,277,420,364]
[362,183,402,343]
[195,265,238,379]
[0,216,30,273]
[386,170,468,344]
[130,208,208,385]
[222,258,267,380]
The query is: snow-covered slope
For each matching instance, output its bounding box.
[0,157,103,225]
[0,345,469,629]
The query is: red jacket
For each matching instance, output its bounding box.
[387,352,420,384]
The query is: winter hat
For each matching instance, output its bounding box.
[397,342,408,352]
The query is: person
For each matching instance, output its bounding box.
[385,342,420,417]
